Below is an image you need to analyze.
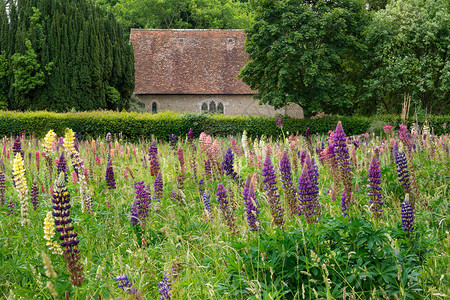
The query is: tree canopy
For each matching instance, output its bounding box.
[0,0,134,111]
[239,0,369,117]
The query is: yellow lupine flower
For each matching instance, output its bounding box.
[43,130,57,155]
[43,211,63,255]
[12,153,30,225]
[64,129,75,155]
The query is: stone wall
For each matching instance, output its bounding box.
[137,94,304,118]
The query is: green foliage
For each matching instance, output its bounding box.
[359,0,450,115]
[0,111,448,140]
[0,0,134,112]
[240,0,370,117]
[222,217,429,298]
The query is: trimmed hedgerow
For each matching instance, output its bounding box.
[0,110,448,140]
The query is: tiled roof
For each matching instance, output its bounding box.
[130,29,256,95]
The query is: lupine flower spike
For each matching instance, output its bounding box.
[202,190,213,221]
[401,194,414,235]
[114,275,136,294]
[367,156,383,218]
[243,175,260,231]
[262,154,284,227]
[12,153,30,225]
[158,272,172,299]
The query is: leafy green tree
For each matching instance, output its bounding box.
[240,0,369,117]
[359,0,450,115]
[105,0,253,33]
[0,0,134,111]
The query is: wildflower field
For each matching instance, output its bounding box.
[0,121,449,299]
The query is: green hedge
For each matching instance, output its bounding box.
[0,110,448,140]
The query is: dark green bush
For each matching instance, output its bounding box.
[0,111,448,140]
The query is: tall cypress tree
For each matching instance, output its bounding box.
[0,0,134,111]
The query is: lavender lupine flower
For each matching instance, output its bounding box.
[300,150,307,166]
[158,273,171,300]
[333,122,353,204]
[216,183,238,235]
[13,136,24,160]
[114,275,136,294]
[202,190,213,221]
[0,171,6,206]
[262,155,284,227]
[367,156,383,218]
[52,172,83,286]
[221,147,238,180]
[31,181,39,210]
[341,190,348,217]
[401,195,414,233]
[57,152,69,183]
[135,181,150,220]
[394,151,411,194]
[198,178,205,199]
[105,160,116,189]
[243,175,260,231]
[279,151,299,216]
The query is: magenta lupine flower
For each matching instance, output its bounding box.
[135,181,150,220]
[105,160,116,189]
[401,195,414,233]
[0,171,5,206]
[383,125,392,135]
[177,147,185,171]
[395,151,411,194]
[279,151,299,216]
[276,117,283,129]
[398,124,413,151]
[57,152,69,183]
[158,272,171,299]
[31,181,39,210]
[262,154,284,227]
[367,156,383,218]
[243,175,260,231]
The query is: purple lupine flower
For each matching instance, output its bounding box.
[135,181,150,220]
[300,150,307,166]
[243,175,260,231]
[367,156,383,218]
[276,117,283,129]
[221,147,238,180]
[57,152,69,183]
[158,272,171,300]
[216,183,238,235]
[202,190,213,221]
[398,125,413,151]
[106,133,111,143]
[85,191,93,214]
[341,190,348,217]
[187,128,195,144]
[401,195,414,233]
[153,172,164,200]
[105,160,116,189]
[0,171,6,206]
[198,178,205,199]
[52,172,83,286]
[262,154,284,227]
[74,132,79,152]
[168,134,178,150]
[298,159,320,223]
[13,136,24,160]
[114,275,136,294]
[395,150,411,194]
[333,122,353,204]
[7,199,15,215]
[130,200,140,226]
[149,141,160,176]
[204,159,212,179]
[279,151,299,216]
[31,181,39,210]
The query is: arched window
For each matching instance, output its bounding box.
[217,102,224,114]
[209,101,216,113]
[152,102,157,114]
[201,102,208,113]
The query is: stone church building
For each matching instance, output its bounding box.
[130,29,303,118]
